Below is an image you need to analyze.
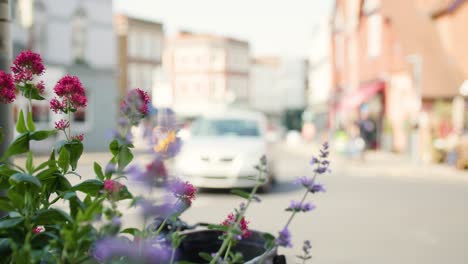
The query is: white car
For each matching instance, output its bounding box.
[174,111,275,192]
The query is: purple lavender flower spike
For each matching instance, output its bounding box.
[276,228,293,248]
[310,156,319,165]
[301,202,316,212]
[111,216,121,227]
[93,237,132,261]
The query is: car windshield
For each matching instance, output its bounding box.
[191,118,260,137]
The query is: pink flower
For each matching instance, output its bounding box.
[50,98,67,113]
[54,119,70,130]
[50,75,87,114]
[222,213,252,239]
[103,180,123,193]
[36,80,45,94]
[145,159,167,179]
[71,134,84,142]
[32,225,45,234]
[0,71,16,104]
[120,88,150,124]
[169,180,196,205]
[11,50,45,83]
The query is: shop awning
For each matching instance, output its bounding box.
[338,81,385,111]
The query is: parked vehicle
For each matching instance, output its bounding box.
[174,110,275,192]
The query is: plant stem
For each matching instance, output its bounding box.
[284,189,309,229]
[223,241,232,261]
[169,246,177,264]
[154,199,180,236]
[210,169,264,264]
[67,98,72,140]
[284,172,317,229]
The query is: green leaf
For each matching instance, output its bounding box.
[26,151,33,173]
[94,162,105,181]
[64,141,83,171]
[33,159,56,173]
[30,130,56,141]
[69,195,84,219]
[56,175,72,192]
[117,146,133,170]
[117,186,133,201]
[230,189,251,200]
[0,217,24,229]
[0,197,14,211]
[109,140,119,155]
[0,127,3,143]
[0,164,19,177]
[16,110,27,133]
[207,224,230,232]
[7,189,24,209]
[198,252,213,262]
[26,110,36,132]
[34,208,73,225]
[1,133,29,160]
[23,83,45,100]
[120,228,140,236]
[263,232,276,249]
[0,238,11,255]
[72,179,103,196]
[58,147,70,173]
[9,173,41,188]
[36,168,60,182]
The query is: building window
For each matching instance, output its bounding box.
[71,6,87,64]
[73,108,86,122]
[367,14,382,57]
[32,103,49,122]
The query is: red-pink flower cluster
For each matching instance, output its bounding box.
[71,134,84,142]
[32,225,45,234]
[169,180,196,205]
[0,71,16,104]
[50,75,87,113]
[103,180,123,193]
[222,213,252,239]
[146,159,167,178]
[54,119,70,130]
[11,50,45,83]
[120,88,150,124]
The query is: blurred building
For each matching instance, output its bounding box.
[164,33,250,117]
[330,0,465,156]
[12,0,117,152]
[307,18,333,134]
[250,57,307,131]
[114,14,163,100]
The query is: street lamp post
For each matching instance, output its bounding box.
[0,0,12,158]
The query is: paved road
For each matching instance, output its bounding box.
[179,144,468,264]
[20,143,468,263]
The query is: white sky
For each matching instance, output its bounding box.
[113,0,334,58]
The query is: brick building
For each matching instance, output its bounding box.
[330,0,465,154]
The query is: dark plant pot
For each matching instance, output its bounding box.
[176,230,285,264]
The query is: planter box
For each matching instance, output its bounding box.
[176,229,285,264]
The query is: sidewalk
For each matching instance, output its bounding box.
[279,140,468,182]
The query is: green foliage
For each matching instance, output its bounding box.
[230,189,251,200]
[72,179,104,196]
[26,110,36,132]
[16,110,27,133]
